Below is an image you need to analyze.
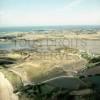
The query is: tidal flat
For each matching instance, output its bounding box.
[0,30,100,100]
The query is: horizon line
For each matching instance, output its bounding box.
[0,24,100,28]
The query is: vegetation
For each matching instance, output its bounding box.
[86,56,100,69]
[89,56,100,63]
[16,82,71,100]
[80,51,100,69]
[80,51,92,61]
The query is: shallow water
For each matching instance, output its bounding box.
[0,39,100,55]
[0,40,31,50]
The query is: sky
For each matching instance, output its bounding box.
[0,0,100,27]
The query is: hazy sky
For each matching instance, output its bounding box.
[0,0,100,27]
